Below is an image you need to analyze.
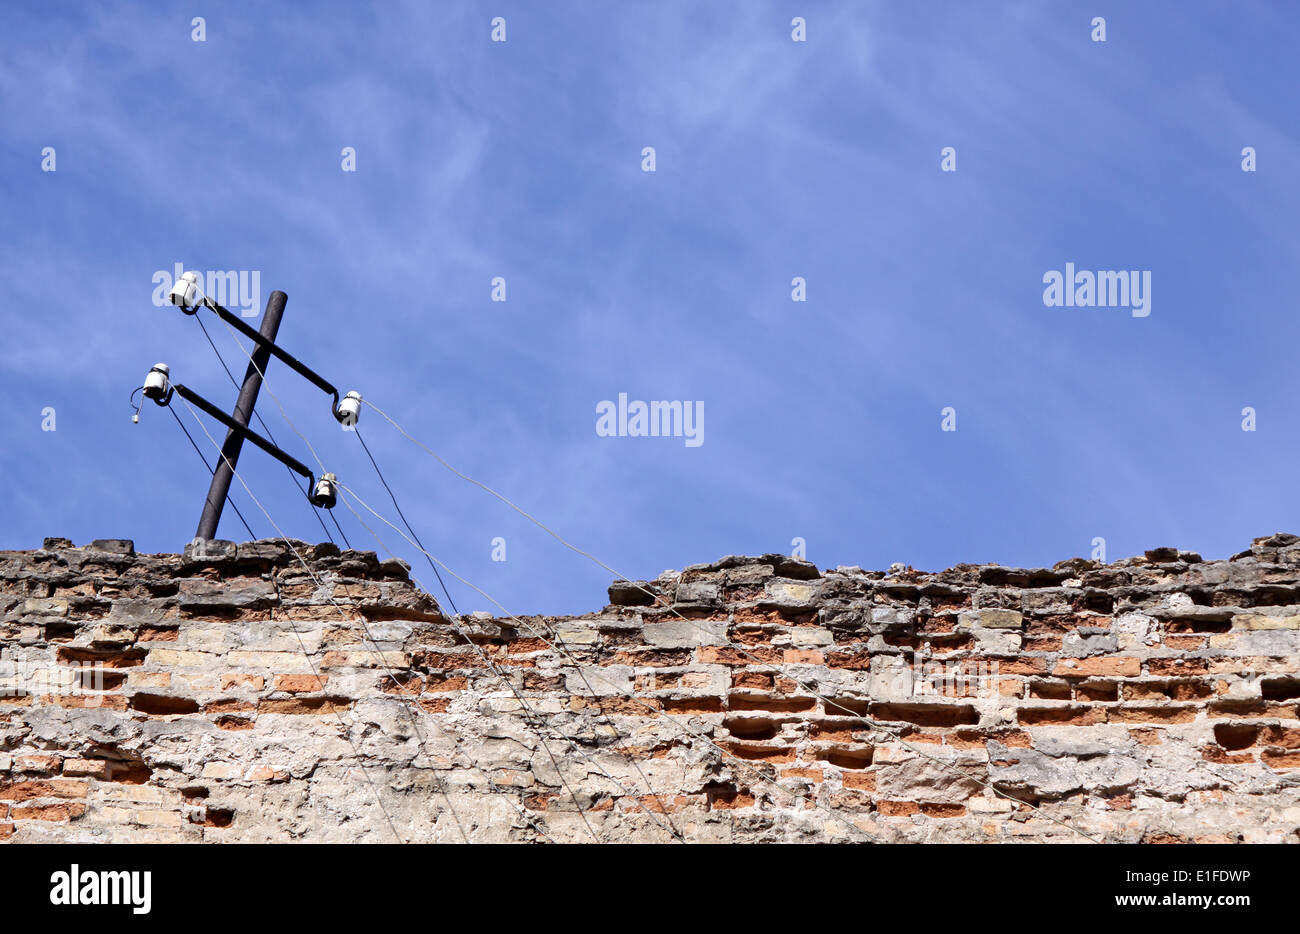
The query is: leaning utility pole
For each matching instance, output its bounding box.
[196,290,287,540]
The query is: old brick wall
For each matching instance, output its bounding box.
[2,533,1299,843]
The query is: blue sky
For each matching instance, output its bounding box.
[1,1,1297,614]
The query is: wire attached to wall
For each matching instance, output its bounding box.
[165,349,572,840]
[357,399,1103,844]
[338,481,885,844]
[174,396,411,842]
[347,430,686,842]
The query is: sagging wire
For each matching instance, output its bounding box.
[166,406,257,541]
[191,304,682,840]
[353,428,458,612]
[358,398,1102,844]
[352,426,685,841]
[189,321,585,842]
[174,394,412,844]
[339,464,682,843]
[338,481,885,844]
[174,395,566,843]
[131,383,257,541]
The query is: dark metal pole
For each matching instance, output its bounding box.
[195,290,287,540]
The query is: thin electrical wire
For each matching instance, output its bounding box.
[198,296,1093,841]
[354,425,684,839]
[175,327,566,842]
[338,483,886,844]
[354,427,458,613]
[203,305,848,841]
[175,396,431,844]
[180,302,572,840]
[359,399,1101,843]
[166,404,257,541]
[302,569,559,848]
[339,472,685,842]
[208,310,332,478]
[323,566,563,843]
[201,318,603,842]
[200,305,1086,842]
[327,509,353,549]
[133,383,258,542]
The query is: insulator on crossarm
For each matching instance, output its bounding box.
[310,472,338,509]
[168,271,201,312]
[337,391,362,428]
[142,363,172,404]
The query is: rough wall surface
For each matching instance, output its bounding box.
[2,533,1300,843]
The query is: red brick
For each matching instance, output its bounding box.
[41,694,128,710]
[731,670,774,690]
[1147,658,1208,676]
[919,802,966,818]
[825,651,872,671]
[258,697,350,715]
[782,649,824,665]
[1108,706,1198,724]
[13,755,61,773]
[61,759,109,779]
[10,802,86,821]
[697,646,780,666]
[203,699,255,714]
[221,674,264,690]
[1052,657,1140,678]
[876,800,919,817]
[1261,749,1300,769]
[661,697,724,714]
[274,674,328,693]
[0,780,89,802]
[1017,706,1104,726]
[841,772,876,791]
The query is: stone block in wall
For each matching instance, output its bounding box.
[1061,631,1119,657]
[870,605,914,630]
[958,609,1024,630]
[643,620,727,649]
[182,539,238,564]
[1233,613,1300,630]
[874,753,984,805]
[178,578,277,610]
[608,581,657,607]
[675,579,721,605]
[22,598,68,618]
[763,578,822,606]
[553,625,600,646]
[565,665,634,697]
[87,540,134,555]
